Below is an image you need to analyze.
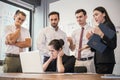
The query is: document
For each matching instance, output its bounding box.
[87,34,107,53]
[101,74,120,78]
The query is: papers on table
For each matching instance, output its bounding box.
[101,74,120,78]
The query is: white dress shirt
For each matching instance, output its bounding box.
[37,26,70,56]
[4,24,31,54]
[71,24,94,58]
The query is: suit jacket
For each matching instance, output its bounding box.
[94,21,117,64]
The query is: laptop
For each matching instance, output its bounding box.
[20,50,44,73]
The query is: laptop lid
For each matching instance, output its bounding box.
[20,50,44,73]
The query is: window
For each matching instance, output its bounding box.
[0,1,32,60]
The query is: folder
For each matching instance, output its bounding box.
[87,34,107,53]
[99,23,115,39]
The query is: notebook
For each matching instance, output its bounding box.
[20,50,44,73]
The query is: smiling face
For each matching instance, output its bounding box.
[93,10,105,24]
[48,45,59,59]
[14,13,26,27]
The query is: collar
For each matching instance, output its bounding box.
[80,23,89,30]
[50,26,59,31]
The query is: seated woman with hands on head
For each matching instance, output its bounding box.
[43,39,76,73]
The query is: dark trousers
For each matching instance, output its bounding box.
[74,66,87,73]
[95,63,115,74]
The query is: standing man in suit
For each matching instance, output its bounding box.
[68,9,95,73]
[37,11,69,62]
[3,10,31,72]
[86,6,117,74]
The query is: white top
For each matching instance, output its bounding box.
[37,26,70,57]
[71,24,94,58]
[4,25,31,54]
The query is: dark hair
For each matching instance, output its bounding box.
[93,6,113,25]
[48,11,60,19]
[49,39,64,51]
[15,10,20,15]
[14,10,20,20]
[15,10,26,17]
[75,9,87,16]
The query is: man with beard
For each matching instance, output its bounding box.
[37,11,69,62]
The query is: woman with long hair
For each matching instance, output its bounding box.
[87,6,117,74]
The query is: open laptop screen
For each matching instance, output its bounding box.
[20,50,44,73]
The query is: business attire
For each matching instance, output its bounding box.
[3,24,31,72]
[37,26,70,57]
[94,21,117,74]
[43,54,76,73]
[71,24,95,73]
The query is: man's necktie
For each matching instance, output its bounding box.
[78,28,84,60]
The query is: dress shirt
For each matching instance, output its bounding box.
[71,24,94,58]
[4,24,31,54]
[37,26,70,56]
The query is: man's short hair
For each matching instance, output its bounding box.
[75,9,87,16]
[48,11,60,19]
[16,10,26,17]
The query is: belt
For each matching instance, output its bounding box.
[77,56,93,61]
[6,53,19,57]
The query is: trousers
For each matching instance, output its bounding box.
[3,56,22,73]
[75,58,95,73]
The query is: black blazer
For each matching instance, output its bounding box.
[94,21,117,64]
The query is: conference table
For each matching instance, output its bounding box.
[0,73,120,80]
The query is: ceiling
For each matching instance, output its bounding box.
[21,0,41,7]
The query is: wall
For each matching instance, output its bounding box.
[32,5,44,50]
[50,0,120,35]
[32,0,48,50]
